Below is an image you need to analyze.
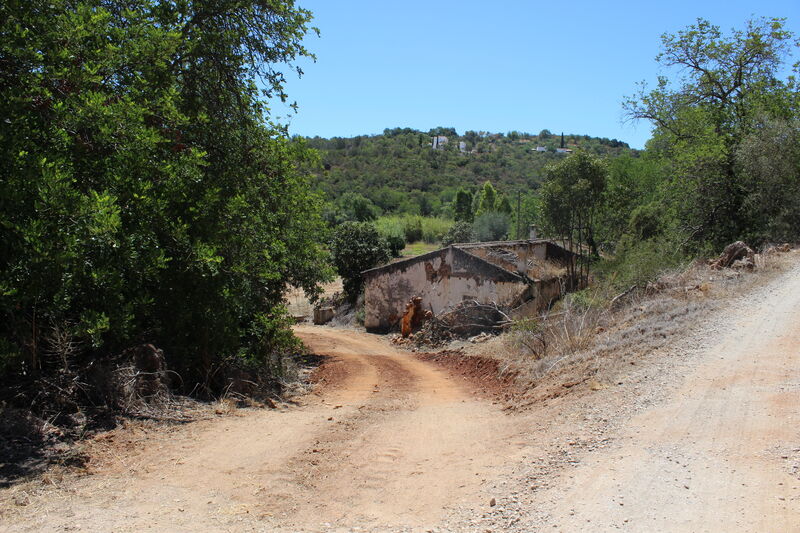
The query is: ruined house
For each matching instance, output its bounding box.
[362,239,577,333]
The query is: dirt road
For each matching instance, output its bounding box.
[2,327,519,532]
[4,264,800,532]
[529,265,800,531]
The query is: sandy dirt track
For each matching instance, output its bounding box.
[1,327,518,532]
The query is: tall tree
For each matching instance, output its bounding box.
[0,0,331,399]
[476,181,498,216]
[496,195,513,215]
[453,189,474,222]
[623,17,798,247]
[541,152,607,286]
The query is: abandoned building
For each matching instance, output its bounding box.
[362,239,577,333]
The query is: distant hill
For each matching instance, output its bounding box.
[305,128,633,217]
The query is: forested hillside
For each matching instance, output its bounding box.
[306,128,632,217]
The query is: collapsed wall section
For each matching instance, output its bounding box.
[363,247,529,333]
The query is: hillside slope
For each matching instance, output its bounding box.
[305,128,633,215]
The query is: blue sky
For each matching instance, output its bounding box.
[275,1,799,149]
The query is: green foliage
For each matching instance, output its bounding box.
[374,215,453,245]
[599,235,688,290]
[512,193,541,240]
[624,17,799,249]
[473,212,511,242]
[329,192,381,223]
[628,202,666,240]
[597,153,669,246]
[453,189,474,222]
[0,0,331,396]
[403,217,424,243]
[541,151,608,285]
[419,217,454,243]
[441,222,477,246]
[373,218,406,257]
[735,116,800,243]
[329,222,391,300]
[307,129,632,218]
[563,289,600,311]
[496,195,513,215]
[477,181,499,216]
[541,152,607,246]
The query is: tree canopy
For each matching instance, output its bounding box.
[624,17,799,248]
[0,0,331,402]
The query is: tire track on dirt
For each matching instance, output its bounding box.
[533,264,800,532]
[2,326,519,533]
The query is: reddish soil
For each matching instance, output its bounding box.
[415,349,523,403]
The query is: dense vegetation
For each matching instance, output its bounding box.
[0,0,331,415]
[309,128,631,221]
[542,17,800,291]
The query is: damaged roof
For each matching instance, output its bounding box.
[362,238,568,281]
[362,245,526,282]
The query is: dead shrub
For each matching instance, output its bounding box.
[500,250,797,387]
[508,318,546,359]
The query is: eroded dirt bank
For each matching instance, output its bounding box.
[1,326,520,532]
[529,265,800,532]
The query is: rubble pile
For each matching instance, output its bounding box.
[709,241,755,270]
[410,300,512,347]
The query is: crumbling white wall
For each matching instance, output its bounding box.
[364,248,528,332]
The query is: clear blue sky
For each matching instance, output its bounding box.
[275,0,799,149]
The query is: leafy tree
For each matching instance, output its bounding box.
[511,193,541,240]
[335,192,381,222]
[476,181,498,216]
[453,189,474,222]
[597,153,669,247]
[541,151,607,285]
[330,222,391,300]
[442,222,477,246]
[0,0,330,401]
[736,116,800,242]
[623,17,799,248]
[496,195,513,215]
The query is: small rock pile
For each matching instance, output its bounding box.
[709,241,756,270]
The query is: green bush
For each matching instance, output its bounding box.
[330,222,391,300]
[599,235,688,290]
[442,222,476,246]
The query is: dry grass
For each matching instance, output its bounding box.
[482,248,797,391]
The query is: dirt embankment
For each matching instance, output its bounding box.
[529,263,800,531]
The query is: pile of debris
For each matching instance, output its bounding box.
[409,300,512,347]
[709,241,756,270]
